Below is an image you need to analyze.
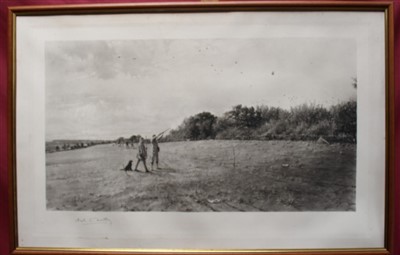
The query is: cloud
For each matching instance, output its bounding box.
[46,41,119,80]
[46,40,172,81]
[45,38,357,140]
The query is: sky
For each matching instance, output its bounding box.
[45,38,356,141]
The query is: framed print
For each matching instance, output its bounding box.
[7,1,396,255]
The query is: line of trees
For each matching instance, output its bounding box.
[115,135,140,146]
[164,100,356,143]
[46,140,111,153]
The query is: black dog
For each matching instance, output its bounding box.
[121,160,133,172]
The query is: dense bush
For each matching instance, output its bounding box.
[331,100,357,140]
[224,105,263,128]
[164,112,217,141]
[288,104,331,126]
[165,100,357,143]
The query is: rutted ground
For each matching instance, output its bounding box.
[46,140,356,212]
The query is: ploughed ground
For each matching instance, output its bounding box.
[46,140,356,211]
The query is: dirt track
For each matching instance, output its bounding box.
[46,140,356,211]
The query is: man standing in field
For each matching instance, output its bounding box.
[134,137,150,173]
[151,134,162,170]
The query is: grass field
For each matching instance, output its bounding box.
[46,140,356,212]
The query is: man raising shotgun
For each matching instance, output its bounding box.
[151,128,169,170]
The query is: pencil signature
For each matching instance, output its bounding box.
[75,217,112,225]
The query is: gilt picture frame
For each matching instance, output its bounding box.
[8,1,396,255]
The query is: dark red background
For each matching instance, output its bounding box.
[0,1,399,255]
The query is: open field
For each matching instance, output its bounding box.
[46,140,356,212]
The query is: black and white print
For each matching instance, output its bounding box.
[45,38,357,212]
